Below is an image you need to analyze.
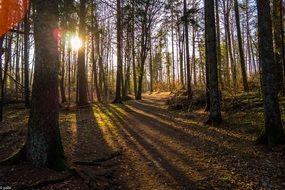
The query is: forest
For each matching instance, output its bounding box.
[0,0,284,189]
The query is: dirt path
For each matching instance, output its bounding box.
[1,93,284,189]
[86,93,285,190]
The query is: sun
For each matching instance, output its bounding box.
[70,36,82,50]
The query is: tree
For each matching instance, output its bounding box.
[113,0,123,103]
[0,37,4,122]
[273,0,284,94]
[205,0,222,124]
[170,0,176,90]
[245,0,257,75]
[91,1,101,102]
[135,0,161,100]
[135,1,150,100]
[26,0,65,169]
[24,11,30,108]
[59,1,69,104]
[221,0,236,91]
[177,22,185,88]
[234,0,249,92]
[77,0,89,106]
[256,0,285,146]
[131,0,137,97]
[183,0,192,99]
[215,0,223,89]
[149,32,153,93]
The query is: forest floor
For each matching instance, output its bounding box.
[0,92,285,189]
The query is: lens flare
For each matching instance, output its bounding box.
[70,36,82,50]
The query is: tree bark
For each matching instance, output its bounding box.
[273,0,285,94]
[60,41,66,104]
[205,0,222,124]
[0,37,4,122]
[171,3,175,90]
[192,28,196,86]
[91,1,101,102]
[234,0,249,92]
[77,0,88,106]
[256,0,285,146]
[178,24,184,88]
[131,0,137,97]
[27,0,65,169]
[113,0,123,103]
[2,35,12,121]
[136,2,150,100]
[183,0,192,99]
[226,14,236,91]
[24,12,30,107]
[222,2,231,87]
[215,0,223,89]
[149,34,153,93]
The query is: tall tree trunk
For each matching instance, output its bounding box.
[178,24,184,88]
[171,4,175,90]
[223,5,231,87]
[123,26,131,100]
[132,43,137,97]
[15,29,20,100]
[68,47,71,105]
[60,40,66,103]
[184,0,192,99]
[273,0,285,94]
[226,14,236,91]
[59,1,67,104]
[2,35,12,116]
[205,0,222,124]
[245,0,255,75]
[0,38,4,122]
[281,2,285,87]
[77,0,88,106]
[215,0,223,89]
[131,0,137,97]
[198,42,205,84]
[98,35,107,102]
[249,34,257,74]
[27,0,65,169]
[92,1,101,102]
[205,51,211,112]
[234,0,249,92]
[192,28,197,86]
[92,34,101,102]
[136,3,149,100]
[24,12,30,107]
[136,29,147,100]
[256,0,285,146]
[113,0,123,103]
[149,35,153,93]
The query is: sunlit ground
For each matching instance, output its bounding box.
[58,93,285,189]
[0,93,284,189]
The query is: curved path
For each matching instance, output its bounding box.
[78,93,284,190]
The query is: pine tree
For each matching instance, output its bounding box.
[256,0,285,146]
[27,0,65,169]
[205,0,222,124]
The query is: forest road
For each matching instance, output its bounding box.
[69,93,285,190]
